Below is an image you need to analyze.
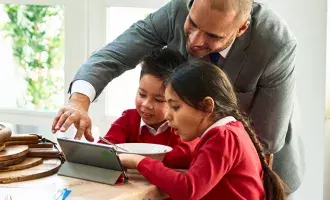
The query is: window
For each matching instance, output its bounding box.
[327,67,330,119]
[105,7,155,117]
[0,0,169,138]
[0,4,64,111]
[0,0,88,137]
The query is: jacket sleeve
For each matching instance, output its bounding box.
[70,0,183,100]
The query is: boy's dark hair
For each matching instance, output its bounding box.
[140,47,186,81]
[164,60,286,200]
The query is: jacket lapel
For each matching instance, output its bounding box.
[222,21,252,86]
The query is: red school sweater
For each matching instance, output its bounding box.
[137,121,265,200]
[98,109,199,169]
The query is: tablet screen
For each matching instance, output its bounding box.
[57,137,124,172]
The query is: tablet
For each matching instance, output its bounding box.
[57,137,124,171]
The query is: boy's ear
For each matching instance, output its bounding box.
[200,97,214,114]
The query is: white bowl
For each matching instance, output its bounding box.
[115,143,172,161]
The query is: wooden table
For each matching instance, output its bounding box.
[0,173,167,200]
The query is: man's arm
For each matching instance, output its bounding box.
[250,40,297,154]
[71,0,182,101]
[52,0,183,138]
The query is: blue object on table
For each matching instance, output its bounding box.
[61,188,71,200]
[54,188,71,200]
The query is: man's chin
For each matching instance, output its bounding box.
[187,48,208,58]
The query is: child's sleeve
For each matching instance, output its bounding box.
[98,110,130,144]
[137,129,242,200]
[162,136,199,169]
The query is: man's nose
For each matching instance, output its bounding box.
[189,29,204,46]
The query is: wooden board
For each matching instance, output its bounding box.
[0,158,62,183]
[28,148,60,158]
[0,145,29,161]
[0,143,5,151]
[9,134,40,141]
[0,125,12,144]
[5,140,39,146]
[0,155,26,168]
[28,143,54,148]
[0,157,42,172]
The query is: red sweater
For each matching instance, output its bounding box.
[137,121,265,200]
[98,109,199,169]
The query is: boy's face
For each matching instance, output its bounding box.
[164,85,205,141]
[135,74,166,128]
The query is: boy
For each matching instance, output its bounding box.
[99,47,199,169]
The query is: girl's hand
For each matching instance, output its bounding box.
[119,154,145,169]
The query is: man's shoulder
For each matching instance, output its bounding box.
[250,2,297,50]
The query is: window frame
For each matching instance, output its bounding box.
[0,0,88,132]
[88,0,169,135]
[0,0,169,135]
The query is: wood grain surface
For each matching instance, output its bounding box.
[0,155,26,168]
[0,157,42,172]
[0,158,61,183]
[27,148,60,158]
[5,140,39,146]
[0,145,29,161]
[9,134,40,141]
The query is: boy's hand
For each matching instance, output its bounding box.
[119,154,145,169]
[52,93,94,142]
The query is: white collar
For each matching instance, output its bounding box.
[140,120,169,136]
[201,116,236,138]
[219,39,235,58]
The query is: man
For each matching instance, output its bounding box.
[52,0,304,198]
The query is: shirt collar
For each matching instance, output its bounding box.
[219,39,235,58]
[140,120,169,136]
[201,116,236,138]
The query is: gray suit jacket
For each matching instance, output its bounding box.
[72,0,305,192]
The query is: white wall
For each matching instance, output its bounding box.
[257,0,327,199]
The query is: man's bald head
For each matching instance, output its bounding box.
[210,0,252,22]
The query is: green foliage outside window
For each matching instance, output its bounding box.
[2,5,64,110]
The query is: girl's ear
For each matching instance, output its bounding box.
[201,97,214,114]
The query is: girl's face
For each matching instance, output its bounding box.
[135,74,166,129]
[164,85,210,141]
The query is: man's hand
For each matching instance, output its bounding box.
[52,93,94,142]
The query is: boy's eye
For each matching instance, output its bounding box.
[172,106,180,111]
[155,99,165,103]
[139,93,146,98]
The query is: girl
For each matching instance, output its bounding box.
[99,48,199,169]
[119,60,286,200]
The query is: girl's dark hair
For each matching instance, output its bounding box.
[165,59,286,200]
[140,47,186,82]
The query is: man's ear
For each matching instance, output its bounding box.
[201,97,214,114]
[236,20,250,37]
[187,0,194,9]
